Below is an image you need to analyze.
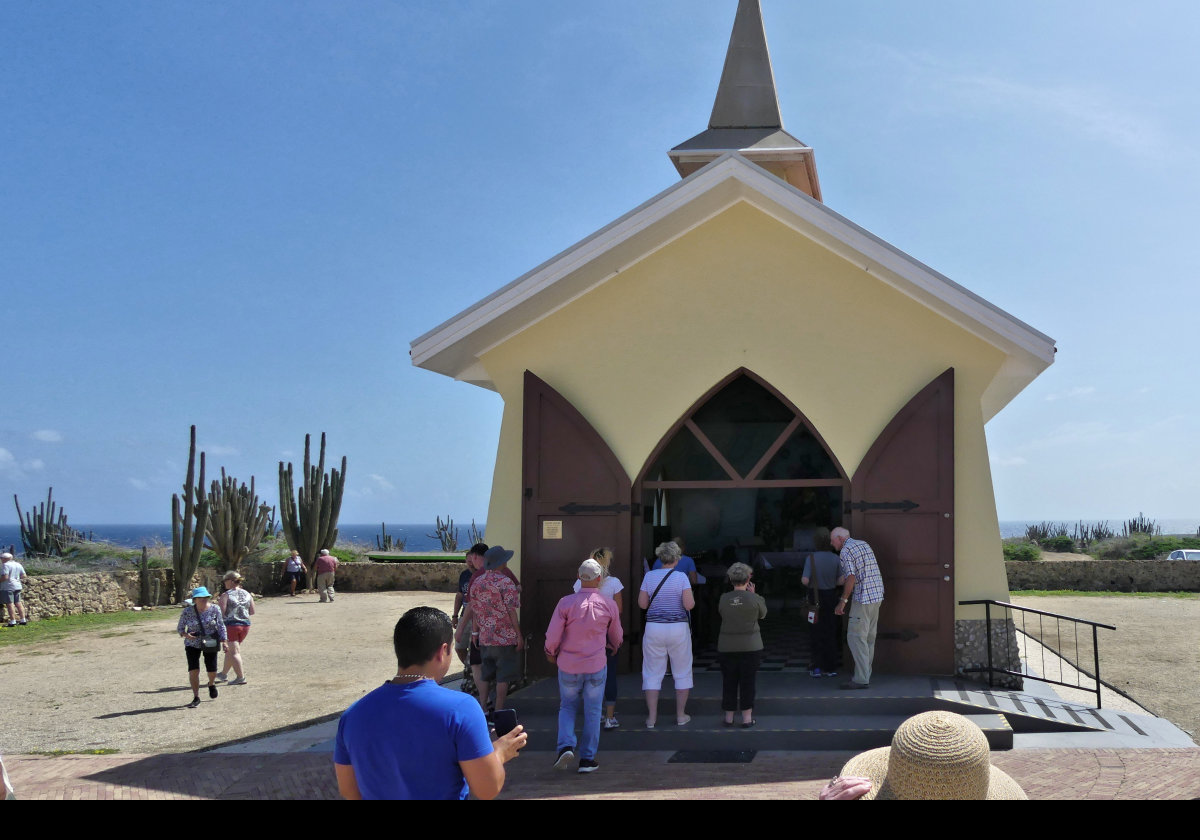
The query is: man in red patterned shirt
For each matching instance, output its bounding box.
[464,545,523,712]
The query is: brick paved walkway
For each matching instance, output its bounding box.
[8,748,1200,799]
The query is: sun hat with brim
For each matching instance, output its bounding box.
[191,586,213,599]
[839,711,1027,800]
[483,545,515,570]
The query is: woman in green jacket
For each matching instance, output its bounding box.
[718,562,767,727]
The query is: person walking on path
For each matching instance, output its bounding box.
[573,547,624,729]
[801,528,842,678]
[0,553,29,627]
[315,549,338,603]
[217,570,255,685]
[334,606,527,800]
[639,541,695,728]
[177,586,228,708]
[547,558,623,774]
[284,549,305,596]
[831,527,884,690]
[717,562,767,727]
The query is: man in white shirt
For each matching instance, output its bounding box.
[0,553,29,627]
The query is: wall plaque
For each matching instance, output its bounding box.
[541,520,563,540]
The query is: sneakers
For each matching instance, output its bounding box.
[216,672,228,682]
[577,759,599,774]
[4,622,14,628]
[187,697,201,709]
[676,714,691,726]
[229,677,247,686]
[839,681,869,690]
[208,684,219,699]
[808,667,822,678]
[553,747,575,770]
[825,670,839,678]
[602,717,620,731]
[18,619,27,625]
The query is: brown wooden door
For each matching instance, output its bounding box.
[849,368,955,674]
[522,371,633,677]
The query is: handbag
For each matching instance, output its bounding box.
[805,555,820,625]
[193,606,219,649]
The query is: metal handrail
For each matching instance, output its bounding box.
[958,599,1117,708]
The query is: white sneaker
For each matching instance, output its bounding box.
[216,672,228,682]
[229,676,247,686]
[602,717,620,730]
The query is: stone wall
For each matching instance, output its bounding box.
[955,618,1022,689]
[16,561,461,621]
[1006,559,1200,592]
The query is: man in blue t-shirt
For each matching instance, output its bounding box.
[334,607,527,800]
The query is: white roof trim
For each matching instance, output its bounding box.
[411,153,1055,398]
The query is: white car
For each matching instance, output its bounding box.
[1166,549,1200,561]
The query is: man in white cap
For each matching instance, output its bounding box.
[545,558,623,774]
[0,553,28,627]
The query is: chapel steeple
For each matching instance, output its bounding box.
[668,0,822,201]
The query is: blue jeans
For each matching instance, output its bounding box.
[557,666,606,760]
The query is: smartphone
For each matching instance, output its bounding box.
[491,708,518,738]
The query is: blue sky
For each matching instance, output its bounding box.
[3,1,1198,526]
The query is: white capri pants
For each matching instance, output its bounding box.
[641,622,693,691]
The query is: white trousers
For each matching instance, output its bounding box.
[641,622,693,690]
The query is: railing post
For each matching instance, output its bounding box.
[1093,624,1102,709]
[984,601,994,688]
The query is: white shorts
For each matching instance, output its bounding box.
[641,622,693,691]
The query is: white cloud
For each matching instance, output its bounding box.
[207,445,240,456]
[0,447,15,474]
[31,429,62,442]
[1045,386,1097,402]
[368,474,395,491]
[24,459,44,471]
[129,478,149,491]
[875,48,1171,161]
[990,455,1027,468]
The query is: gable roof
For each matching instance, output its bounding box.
[410,153,1055,421]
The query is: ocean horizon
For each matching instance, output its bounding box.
[0,523,484,554]
[2,518,1196,556]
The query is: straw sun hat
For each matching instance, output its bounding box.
[839,711,1027,800]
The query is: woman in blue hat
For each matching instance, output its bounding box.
[176,586,228,708]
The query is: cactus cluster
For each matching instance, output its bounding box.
[278,433,346,585]
[205,468,274,572]
[171,426,210,603]
[428,515,459,552]
[376,522,406,552]
[13,488,83,557]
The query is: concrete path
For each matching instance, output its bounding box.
[8,746,1200,800]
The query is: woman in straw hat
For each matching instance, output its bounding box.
[822,710,1027,800]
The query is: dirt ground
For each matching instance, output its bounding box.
[2,590,1196,755]
[1010,594,1200,743]
[0,591,455,754]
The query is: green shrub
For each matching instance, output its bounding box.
[1003,542,1041,562]
[1041,535,1075,552]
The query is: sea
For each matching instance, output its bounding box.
[0,523,478,554]
[2,519,1196,555]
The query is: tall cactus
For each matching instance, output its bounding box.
[171,426,209,603]
[205,468,273,572]
[14,488,82,557]
[278,433,346,590]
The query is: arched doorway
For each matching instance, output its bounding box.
[634,368,848,566]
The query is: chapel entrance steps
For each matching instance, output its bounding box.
[502,672,1144,753]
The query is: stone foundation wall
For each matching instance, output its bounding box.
[955,618,1022,689]
[1006,559,1200,592]
[16,562,461,621]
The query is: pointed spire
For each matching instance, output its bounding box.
[669,0,822,201]
[709,0,782,129]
